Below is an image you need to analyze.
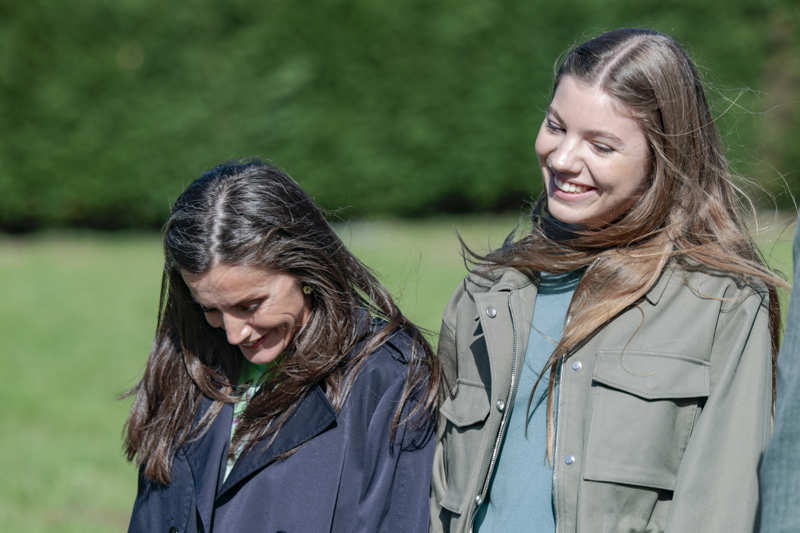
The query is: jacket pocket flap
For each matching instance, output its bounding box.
[440,489,466,514]
[583,464,677,491]
[592,351,710,400]
[440,379,490,427]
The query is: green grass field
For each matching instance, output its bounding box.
[0,214,795,532]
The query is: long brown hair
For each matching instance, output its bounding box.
[466,28,786,459]
[124,160,440,484]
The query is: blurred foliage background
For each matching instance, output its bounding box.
[2,2,799,530]
[1,0,798,232]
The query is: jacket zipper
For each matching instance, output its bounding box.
[470,295,522,528]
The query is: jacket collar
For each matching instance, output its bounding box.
[644,266,674,306]
[183,396,232,533]
[467,263,674,307]
[466,266,536,292]
[217,384,336,498]
[183,384,337,528]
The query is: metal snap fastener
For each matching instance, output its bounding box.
[475,494,483,505]
[486,307,497,318]
[565,455,575,465]
[496,400,505,412]
[571,361,582,371]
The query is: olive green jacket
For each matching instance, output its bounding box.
[430,266,772,533]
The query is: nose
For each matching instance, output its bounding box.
[549,137,582,174]
[221,313,251,345]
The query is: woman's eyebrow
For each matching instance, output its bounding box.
[586,129,624,145]
[550,107,624,145]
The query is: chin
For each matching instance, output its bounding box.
[242,347,284,365]
[547,202,589,226]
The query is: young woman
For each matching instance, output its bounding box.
[430,28,784,533]
[125,160,439,532]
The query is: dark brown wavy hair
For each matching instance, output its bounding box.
[465,28,786,459]
[124,160,440,484]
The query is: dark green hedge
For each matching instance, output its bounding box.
[1,0,797,231]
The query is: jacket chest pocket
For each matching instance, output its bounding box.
[433,379,491,515]
[583,351,710,491]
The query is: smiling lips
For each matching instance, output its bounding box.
[553,175,595,195]
[239,324,289,354]
[240,335,266,350]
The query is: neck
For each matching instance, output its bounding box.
[541,213,585,242]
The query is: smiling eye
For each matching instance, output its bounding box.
[545,118,564,133]
[592,142,615,154]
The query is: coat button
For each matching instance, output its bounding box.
[168,528,178,533]
[496,400,505,412]
[486,306,497,318]
[565,455,576,465]
[475,494,483,505]
[571,361,583,372]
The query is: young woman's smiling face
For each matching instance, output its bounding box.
[181,264,311,365]
[534,75,651,227]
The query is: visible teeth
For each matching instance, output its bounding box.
[554,176,590,193]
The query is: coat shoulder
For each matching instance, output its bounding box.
[664,267,770,312]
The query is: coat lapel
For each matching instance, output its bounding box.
[183,397,233,533]
[217,384,337,499]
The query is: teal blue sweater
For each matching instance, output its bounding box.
[475,271,581,532]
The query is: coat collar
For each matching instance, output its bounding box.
[218,384,336,498]
[644,266,674,306]
[183,396,231,533]
[465,266,536,293]
[466,263,674,307]
[183,384,337,529]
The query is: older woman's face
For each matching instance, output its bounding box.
[181,264,311,365]
[535,75,650,227]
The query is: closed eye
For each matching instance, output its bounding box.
[592,142,615,154]
[238,300,262,313]
[545,117,564,133]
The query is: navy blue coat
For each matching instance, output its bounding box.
[128,332,435,532]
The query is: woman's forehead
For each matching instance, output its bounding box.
[180,264,294,305]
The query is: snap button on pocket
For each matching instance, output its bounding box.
[571,361,583,371]
[496,400,505,412]
[486,306,497,318]
[565,455,576,465]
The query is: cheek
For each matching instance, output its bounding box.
[204,313,223,329]
[595,155,648,194]
[533,126,550,163]
[618,162,650,196]
[299,296,312,326]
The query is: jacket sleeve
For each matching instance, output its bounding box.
[667,288,772,532]
[333,350,437,533]
[128,453,196,533]
[429,283,464,533]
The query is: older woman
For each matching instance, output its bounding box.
[125,160,439,532]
